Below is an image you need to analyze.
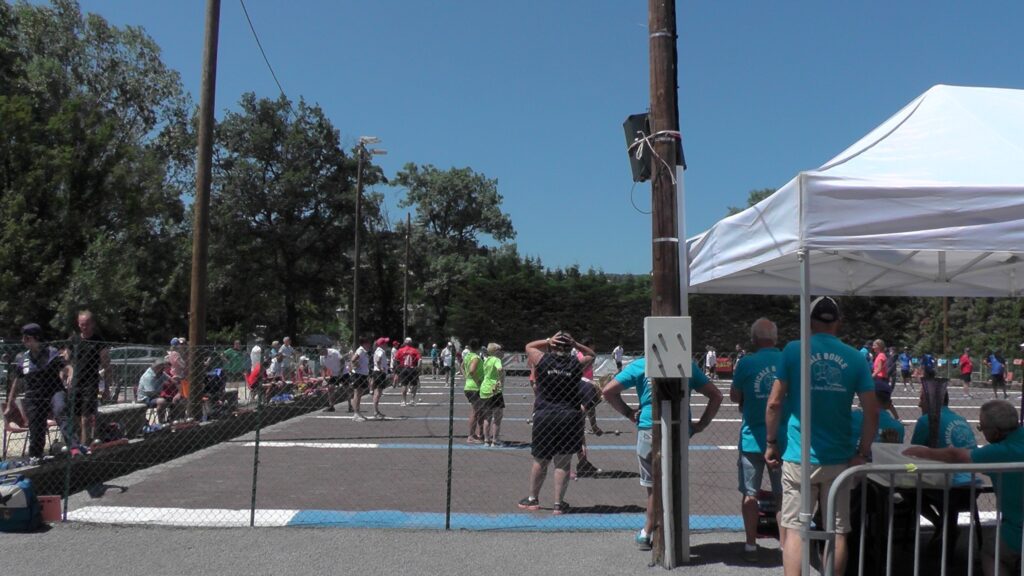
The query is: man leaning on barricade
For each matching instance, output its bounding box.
[905,399,1024,576]
[765,296,878,576]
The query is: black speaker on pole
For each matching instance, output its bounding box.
[623,113,651,183]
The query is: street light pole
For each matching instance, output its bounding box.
[352,145,364,350]
[352,136,385,350]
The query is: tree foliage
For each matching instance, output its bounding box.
[0,0,190,338]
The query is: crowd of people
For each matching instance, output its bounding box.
[3,305,1022,574]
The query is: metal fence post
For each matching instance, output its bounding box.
[445,343,456,530]
[249,386,263,527]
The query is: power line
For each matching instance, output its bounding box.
[238,0,287,98]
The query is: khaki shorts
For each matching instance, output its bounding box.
[780,461,852,534]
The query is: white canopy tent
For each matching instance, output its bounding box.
[685,84,1024,573]
[688,84,1024,298]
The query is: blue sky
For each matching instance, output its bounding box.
[75,1,1024,274]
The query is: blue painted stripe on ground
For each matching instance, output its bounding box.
[286,509,743,531]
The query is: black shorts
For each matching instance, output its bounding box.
[530,408,583,460]
[371,372,390,391]
[901,369,911,378]
[72,384,99,416]
[398,367,419,388]
[480,392,505,411]
[960,373,972,383]
[351,374,370,391]
[992,373,1006,386]
[464,390,481,408]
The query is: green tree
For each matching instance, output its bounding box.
[209,93,379,340]
[393,163,515,341]
[0,0,191,339]
[727,188,777,215]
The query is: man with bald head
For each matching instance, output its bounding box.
[730,317,788,561]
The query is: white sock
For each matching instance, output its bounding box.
[745,543,757,552]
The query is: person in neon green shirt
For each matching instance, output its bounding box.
[479,342,505,446]
[462,339,485,443]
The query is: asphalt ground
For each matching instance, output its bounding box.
[57,374,1014,531]
[6,374,1013,575]
[3,523,788,576]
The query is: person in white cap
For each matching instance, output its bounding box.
[765,296,878,576]
[395,337,422,406]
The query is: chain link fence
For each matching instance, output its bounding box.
[1,339,1016,535]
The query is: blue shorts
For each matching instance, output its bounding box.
[737,451,782,498]
[637,429,653,488]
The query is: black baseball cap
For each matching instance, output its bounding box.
[810,296,840,323]
[21,323,43,339]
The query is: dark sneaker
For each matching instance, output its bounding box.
[635,530,652,550]
[576,460,602,477]
[552,501,570,515]
[374,411,386,420]
[517,497,540,511]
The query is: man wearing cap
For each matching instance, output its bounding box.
[317,344,346,412]
[4,324,77,462]
[765,297,878,576]
[394,338,422,406]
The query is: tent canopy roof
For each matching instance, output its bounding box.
[687,85,1024,297]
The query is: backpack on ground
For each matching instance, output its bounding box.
[0,474,42,532]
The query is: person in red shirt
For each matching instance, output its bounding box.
[959,347,974,399]
[872,339,899,421]
[394,338,423,406]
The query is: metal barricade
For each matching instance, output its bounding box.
[822,462,1024,576]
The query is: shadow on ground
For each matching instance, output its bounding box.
[690,541,784,568]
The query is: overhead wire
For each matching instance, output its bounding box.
[239,0,287,100]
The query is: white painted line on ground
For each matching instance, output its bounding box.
[68,506,297,527]
[243,441,380,449]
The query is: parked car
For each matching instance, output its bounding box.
[107,346,167,402]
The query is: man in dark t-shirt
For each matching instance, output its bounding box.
[3,323,75,461]
[71,310,110,446]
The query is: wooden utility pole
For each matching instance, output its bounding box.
[188,0,221,415]
[403,212,411,340]
[649,0,684,567]
[352,146,365,349]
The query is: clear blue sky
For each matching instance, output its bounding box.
[76,0,1024,274]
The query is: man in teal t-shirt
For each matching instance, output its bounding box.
[730,317,787,560]
[603,357,722,551]
[906,399,1023,576]
[765,297,877,576]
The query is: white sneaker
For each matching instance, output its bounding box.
[401,401,407,407]
[353,412,367,422]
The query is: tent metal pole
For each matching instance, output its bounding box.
[799,248,812,576]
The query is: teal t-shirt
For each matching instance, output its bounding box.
[614,358,709,431]
[970,427,1024,552]
[779,333,873,466]
[850,408,906,444]
[910,406,977,486]
[731,347,786,454]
